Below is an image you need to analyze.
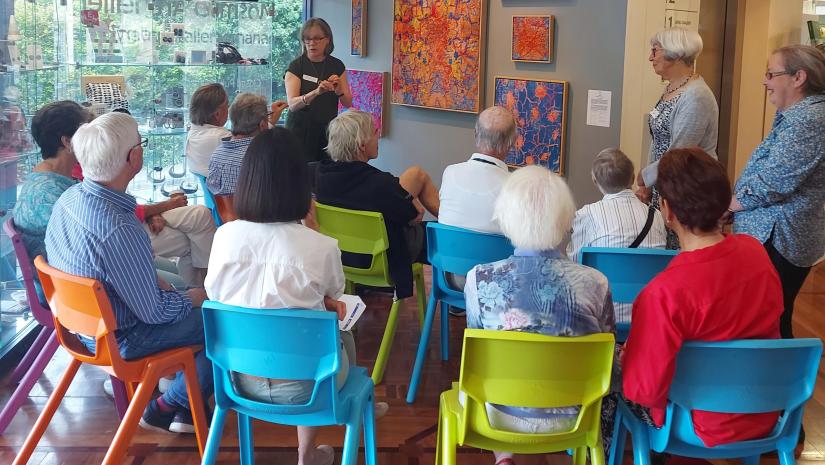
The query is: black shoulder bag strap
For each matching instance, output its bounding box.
[629,206,656,248]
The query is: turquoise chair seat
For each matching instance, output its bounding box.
[610,339,823,465]
[200,302,377,465]
[578,247,677,342]
[407,222,513,403]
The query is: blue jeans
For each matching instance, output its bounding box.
[82,311,213,411]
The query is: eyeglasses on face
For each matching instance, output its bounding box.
[765,70,792,80]
[650,47,662,57]
[303,36,327,44]
[132,137,149,150]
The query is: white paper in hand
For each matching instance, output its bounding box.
[338,294,367,331]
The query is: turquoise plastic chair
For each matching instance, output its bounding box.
[438,330,615,465]
[200,301,377,465]
[406,222,514,403]
[195,173,222,227]
[314,202,426,385]
[578,247,677,342]
[610,339,823,465]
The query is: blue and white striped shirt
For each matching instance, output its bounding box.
[45,180,192,338]
[206,136,253,196]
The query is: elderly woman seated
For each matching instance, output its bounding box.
[315,109,440,300]
[464,165,616,465]
[622,148,783,447]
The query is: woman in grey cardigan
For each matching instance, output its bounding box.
[637,28,719,247]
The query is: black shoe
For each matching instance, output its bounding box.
[448,306,466,317]
[139,399,175,433]
[169,409,195,434]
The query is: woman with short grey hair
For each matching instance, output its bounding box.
[637,27,719,249]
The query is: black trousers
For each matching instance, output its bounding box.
[764,239,812,339]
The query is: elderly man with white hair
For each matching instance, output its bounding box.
[438,105,515,234]
[45,111,213,435]
[207,92,287,196]
[463,166,616,465]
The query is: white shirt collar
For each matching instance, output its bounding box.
[602,189,636,201]
[468,153,509,171]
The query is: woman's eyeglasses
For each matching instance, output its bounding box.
[303,36,327,44]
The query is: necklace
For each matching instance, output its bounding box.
[665,73,696,95]
[305,55,327,85]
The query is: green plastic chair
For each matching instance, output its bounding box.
[315,202,426,385]
[437,330,615,465]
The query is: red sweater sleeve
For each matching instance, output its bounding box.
[134,205,145,223]
[622,283,684,426]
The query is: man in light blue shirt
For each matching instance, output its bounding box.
[46,112,211,434]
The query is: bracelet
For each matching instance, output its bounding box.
[301,94,309,106]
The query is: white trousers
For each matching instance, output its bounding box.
[144,205,216,287]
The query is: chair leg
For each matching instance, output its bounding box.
[12,357,81,465]
[101,374,159,465]
[10,327,51,384]
[591,439,606,465]
[111,377,130,420]
[608,410,628,465]
[574,447,587,465]
[407,293,440,403]
[414,265,426,327]
[345,280,354,295]
[201,406,228,465]
[341,404,363,465]
[778,450,796,465]
[363,389,377,465]
[238,412,255,465]
[439,299,449,361]
[371,296,402,385]
[742,455,761,465]
[181,356,209,456]
[438,410,458,465]
[0,332,59,435]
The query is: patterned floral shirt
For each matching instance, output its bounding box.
[15,171,76,260]
[734,95,825,267]
[464,249,615,423]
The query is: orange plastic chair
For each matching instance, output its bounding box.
[13,256,209,465]
[215,195,237,223]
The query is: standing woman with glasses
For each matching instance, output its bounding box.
[731,45,825,343]
[285,18,353,163]
[636,27,719,248]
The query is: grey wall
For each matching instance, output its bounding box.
[313,0,628,206]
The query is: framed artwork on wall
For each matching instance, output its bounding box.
[494,77,568,174]
[512,15,554,63]
[339,69,387,137]
[351,0,367,56]
[391,0,485,113]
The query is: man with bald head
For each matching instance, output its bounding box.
[438,105,515,234]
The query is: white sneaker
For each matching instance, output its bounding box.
[158,376,173,394]
[374,401,389,420]
[103,379,114,398]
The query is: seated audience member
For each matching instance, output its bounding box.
[45,111,213,434]
[185,83,231,177]
[622,148,783,447]
[315,109,439,301]
[568,148,666,322]
[439,105,515,234]
[207,93,287,196]
[464,165,615,465]
[205,127,386,465]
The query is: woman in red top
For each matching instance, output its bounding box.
[622,147,783,447]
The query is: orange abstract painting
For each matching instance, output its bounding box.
[391,0,485,113]
[351,0,366,56]
[512,16,553,63]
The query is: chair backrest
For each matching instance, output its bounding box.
[33,256,122,368]
[314,202,392,286]
[669,339,822,414]
[579,247,677,303]
[214,194,237,223]
[427,222,514,304]
[3,218,53,327]
[195,173,223,226]
[201,301,342,414]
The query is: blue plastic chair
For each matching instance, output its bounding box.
[406,222,514,403]
[195,173,222,227]
[578,247,677,342]
[610,338,823,465]
[200,302,377,465]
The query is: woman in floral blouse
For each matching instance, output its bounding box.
[464,166,615,465]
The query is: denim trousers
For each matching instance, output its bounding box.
[82,310,213,411]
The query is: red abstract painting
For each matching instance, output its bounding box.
[512,16,553,63]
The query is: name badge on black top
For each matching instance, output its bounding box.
[303,74,318,84]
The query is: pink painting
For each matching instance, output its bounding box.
[339,69,386,137]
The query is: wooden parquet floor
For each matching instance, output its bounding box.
[0,264,824,465]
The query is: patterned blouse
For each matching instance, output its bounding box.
[465,249,615,424]
[15,171,76,260]
[734,95,825,267]
[649,96,682,249]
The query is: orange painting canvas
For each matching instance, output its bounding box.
[391,0,485,113]
[512,16,553,63]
